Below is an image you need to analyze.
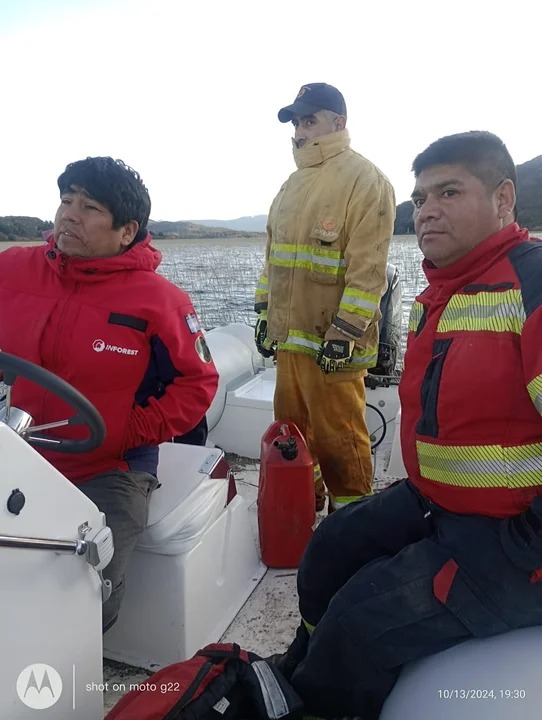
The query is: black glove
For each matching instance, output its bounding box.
[255,312,276,358]
[316,339,355,373]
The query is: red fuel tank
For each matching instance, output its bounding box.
[257,420,315,568]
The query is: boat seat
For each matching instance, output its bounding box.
[103,442,266,670]
[381,626,542,719]
[381,408,542,718]
[136,444,230,556]
[208,367,276,459]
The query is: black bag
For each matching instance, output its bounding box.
[105,643,303,720]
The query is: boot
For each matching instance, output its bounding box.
[265,621,310,680]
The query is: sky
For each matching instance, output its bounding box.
[1,0,540,222]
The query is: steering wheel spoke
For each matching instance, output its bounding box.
[0,351,105,454]
[24,418,70,434]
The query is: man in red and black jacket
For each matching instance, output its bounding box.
[271,132,542,719]
[0,157,219,631]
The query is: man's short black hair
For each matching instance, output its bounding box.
[412,131,517,193]
[57,157,151,243]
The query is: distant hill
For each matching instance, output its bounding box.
[147,219,264,239]
[516,156,542,230]
[2,156,538,242]
[0,216,53,242]
[0,217,264,242]
[393,155,542,234]
[393,202,416,236]
[189,215,268,233]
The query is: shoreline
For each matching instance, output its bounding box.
[2,226,542,252]
[0,237,266,251]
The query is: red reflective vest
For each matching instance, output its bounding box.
[399,224,542,518]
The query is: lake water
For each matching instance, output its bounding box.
[156,234,427,354]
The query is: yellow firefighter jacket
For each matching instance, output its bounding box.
[255,129,396,370]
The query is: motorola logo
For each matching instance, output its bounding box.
[16,663,63,709]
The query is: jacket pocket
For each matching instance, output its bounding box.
[416,338,452,438]
[307,219,344,285]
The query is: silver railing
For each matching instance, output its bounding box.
[0,534,87,554]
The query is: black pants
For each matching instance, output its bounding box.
[291,480,542,719]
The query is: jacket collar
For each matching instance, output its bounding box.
[293,129,351,169]
[43,231,162,282]
[421,223,530,296]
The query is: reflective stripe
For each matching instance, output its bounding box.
[277,342,316,356]
[271,242,343,260]
[278,330,377,368]
[350,350,378,367]
[251,661,290,719]
[409,301,425,332]
[309,261,345,276]
[255,274,268,300]
[313,463,322,483]
[339,287,379,319]
[437,290,525,334]
[278,330,322,355]
[269,243,346,275]
[338,304,374,320]
[527,375,542,415]
[331,492,372,508]
[417,440,542,488]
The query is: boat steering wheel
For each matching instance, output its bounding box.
[0,351,106,453]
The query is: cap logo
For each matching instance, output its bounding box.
[296,86,310,99]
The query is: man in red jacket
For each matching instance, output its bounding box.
[0,157,219,631]
[271,132,542,719]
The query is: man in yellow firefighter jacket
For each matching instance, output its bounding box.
[254,83,396,511]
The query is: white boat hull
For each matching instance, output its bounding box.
[0,425,105,718]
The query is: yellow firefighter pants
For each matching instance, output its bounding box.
[274,351,373,509]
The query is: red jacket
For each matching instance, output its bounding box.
[0,234,219,483]
[399,224,542,518]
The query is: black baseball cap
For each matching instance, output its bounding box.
[278,83,347,123]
